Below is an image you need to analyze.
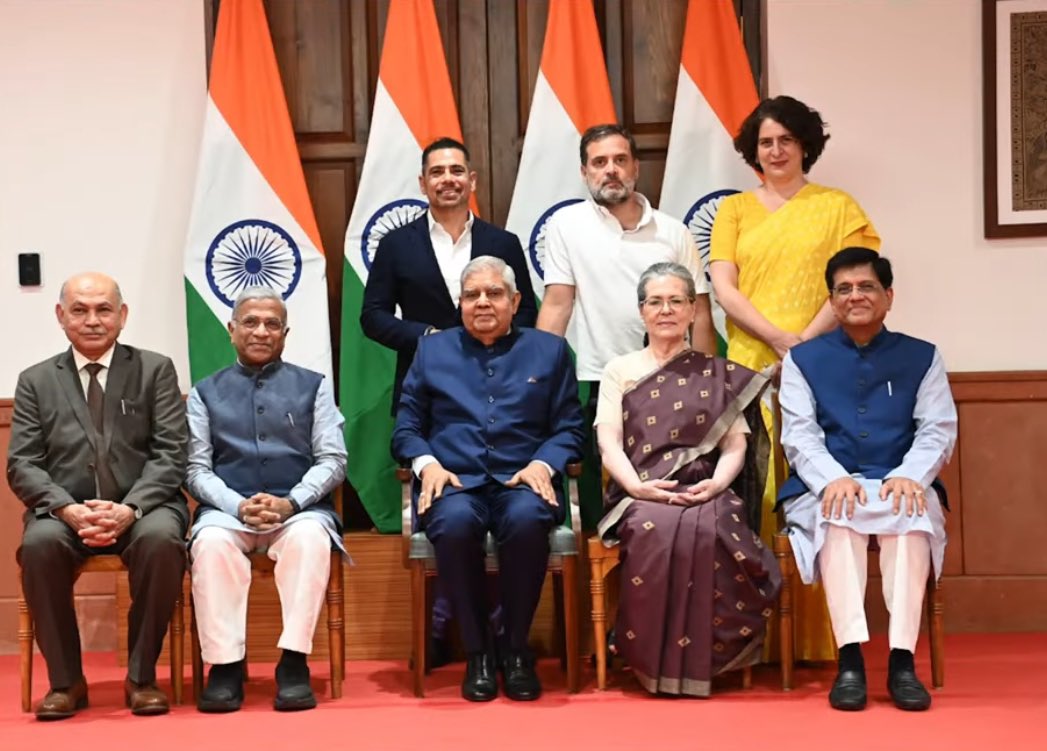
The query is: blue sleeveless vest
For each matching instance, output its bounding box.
[778,328,935,502]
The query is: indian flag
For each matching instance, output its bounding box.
[659,0,758,351]
[340,0,470,533]
[504,0,616,300]
[184,0,331,383]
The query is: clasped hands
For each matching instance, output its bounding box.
[57,500,136,547]
[821,475,927,520]
[238,493,295,531]
[416,460,557,515]
[629,478,726,506]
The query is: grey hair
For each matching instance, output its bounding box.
[231,286,287,322]
[636,262,697,304]
[460,255,517,296]
[59,274,124,306]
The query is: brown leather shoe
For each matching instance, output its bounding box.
[124,679,170,716]
[35,677,88,721]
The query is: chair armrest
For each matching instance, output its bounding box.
[396,467,413,538]
[565,462,583,533]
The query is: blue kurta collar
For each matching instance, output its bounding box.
[234,358,284,377]
[832,325,890,352]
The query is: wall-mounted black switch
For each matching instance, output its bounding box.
[18,253,41,287]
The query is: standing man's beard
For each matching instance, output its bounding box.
[589,178,634,207]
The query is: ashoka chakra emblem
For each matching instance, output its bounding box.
[205,219,302,308]
[684,189,739,282]
[361,199,428,271]
[528,198,584,280]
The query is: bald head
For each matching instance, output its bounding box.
[56,272,128,359]
[59,272,123,307]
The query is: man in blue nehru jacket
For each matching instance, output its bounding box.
[778,247,956,712]
[187,287,346,713]
[392,255,584,702]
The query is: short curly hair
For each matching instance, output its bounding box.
[733,96,829,174]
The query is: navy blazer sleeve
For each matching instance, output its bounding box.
[360,231,430,353]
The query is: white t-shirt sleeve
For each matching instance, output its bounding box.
[593,357,626,427]
[541,214,575,286]
[677,225,709,294]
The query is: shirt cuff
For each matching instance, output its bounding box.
[412,455,438,478]
[533,459,554,476]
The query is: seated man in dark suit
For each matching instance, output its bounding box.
[8,272,188,720]
[362,137,538,662]
[392,256,583,702]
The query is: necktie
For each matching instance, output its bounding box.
[84,363,119,500]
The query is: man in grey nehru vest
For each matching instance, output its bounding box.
[187,287,346,713]
[9,272,188,720]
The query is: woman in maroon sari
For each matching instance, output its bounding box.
[595,262,781,696]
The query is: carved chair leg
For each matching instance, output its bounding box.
[171,588,184,705]
[410,562,427,698]
[742,665,753,690]
[589,557,608,691]
[774,535,795,691]
[19,594,33,713]
[327,553,345,698]
[562,556,581,693]
[927,571,945,689]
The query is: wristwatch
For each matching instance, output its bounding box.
[127,504,143,520]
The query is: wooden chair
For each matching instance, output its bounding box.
[189,487,346,700]
[398,463,583,697]
[773,531,944,691]
[19,555,185,712]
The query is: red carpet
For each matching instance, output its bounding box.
[2,633,1044,751]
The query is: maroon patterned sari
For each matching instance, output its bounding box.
[598,351,780,696]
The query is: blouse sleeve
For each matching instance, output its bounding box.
[708,193,742,264]
[840,193,881,251]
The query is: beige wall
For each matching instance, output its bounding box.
[0,0,205,395]
[767,0,1047,372]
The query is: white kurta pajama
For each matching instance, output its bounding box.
[779,344,957,651]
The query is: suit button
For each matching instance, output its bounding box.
[857,406,867,414]
[858,379,866,387]
[487,369,494,377]
[257,407,265,414]
[261,458,268,466]
[488,417,495,424]
[259,434,267,441]
[487,444,494,451]
[859,431,869,438]
[488,396,494,403]
[87,463,95,472]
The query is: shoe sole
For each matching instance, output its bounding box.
[197,699,243,713]
[829,699,867,711]
[274,697,318,711]
[36,695,88,720]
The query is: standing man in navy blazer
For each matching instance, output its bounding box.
[360,137,537,414]
[392,256,583,703]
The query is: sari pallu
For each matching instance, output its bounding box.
[598,351,781,696]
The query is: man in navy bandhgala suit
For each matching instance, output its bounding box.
[392,256,583,703]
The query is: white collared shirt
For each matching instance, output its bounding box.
[427,210,474,304]
[72,344,116,396]
[542,194,709,381]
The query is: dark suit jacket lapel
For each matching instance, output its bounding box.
[55,348,96,449]
[411,215,456,312]
[469,219,490,260]
[102,343,132,454]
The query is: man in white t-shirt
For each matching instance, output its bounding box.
[536,124,715,524]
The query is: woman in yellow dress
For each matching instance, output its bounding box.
[709,95,880,661]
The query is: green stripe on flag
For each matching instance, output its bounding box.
[339,260,400,533]
[184,279,237,384]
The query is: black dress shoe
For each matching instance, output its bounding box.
[502,651,541,701]
[828,669,867,711]
[462,653,498,702]
[888,668,931,711]
[198,661,244,713]
[274,652,317,711]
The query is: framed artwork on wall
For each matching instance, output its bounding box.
[983,0,1047,238]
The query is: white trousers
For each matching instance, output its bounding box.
[818,525,931,652]
[191,520,332,665]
